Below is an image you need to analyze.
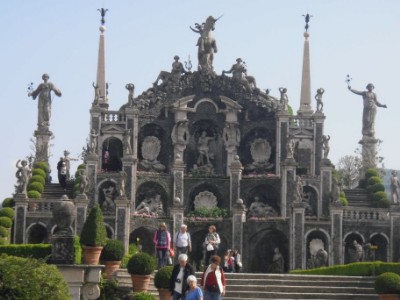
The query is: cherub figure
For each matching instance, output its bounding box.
[16,160,32,194]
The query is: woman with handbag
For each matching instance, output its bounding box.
[169,254,195,300]
[153,222,171,269]
[204,225,220,265]
[201,255,226,300]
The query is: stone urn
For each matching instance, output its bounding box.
[53,195,76,234]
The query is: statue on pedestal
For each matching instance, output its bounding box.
[279,87,289,112]
[123,129,133,155]
[267,247,284,273]
[391,170,400,204]
[28,73,62,130]
[15,160,31,195]
[321,135,330,159]
[315,88,325,112]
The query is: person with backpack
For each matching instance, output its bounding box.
[153,222,171,269]
[175,224,192,258]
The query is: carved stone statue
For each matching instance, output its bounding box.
[153,56,187,87]
[190,16,219,72]
[123,129,133,155]
[347,240,364,263]
[125,83,135,107]
[63,150,78,180]
[321,135,330,159]
[89,129,99,154]
[248,196,278,218]
[307,239,328,269]
[15,159,31,195]
[331,177,342,203]
[28,73,62,130]
[92,82,100,105]
[391,170,400,204]
[172,120,189,145]
[245,138,274,172]
[139,136,165,172]
[223,122,240,148]
[101,184,116,211]
[348,84,387,138]
[77,169,88,195]
[222,58,256,91]
[135,194,163,216]
[196,131,215,166]
[286,137,295,159]
[315,88,325,112]
[279,87,289,112]
[118,171,126,197]
[267,247,284,273]
[295,176,303,202]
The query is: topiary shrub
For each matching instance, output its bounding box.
[80,204,107,247]
[133,291,157,300]
[377,197,391,208]
[2,198,14,208]
[100,239,125,261]
[0,207,15,219]
[374,191,388,202]
[0,254,70,299]
[0,238,7,245]
[33,161,49,173]
[154,265,173,289]
[30,174,46,185]
[28,181,44,193]
[366,168,380,179]
[374,272,400,294]
[368,176,382,186]
[32,168,46,178]
[0,244,52,259]
[0,217,12,228]
[27,190,41,199]
[0,226,9,238]
[127,252,156,275]
[77,163,87,170]
[339,197,348,206]
[372,183,385,193]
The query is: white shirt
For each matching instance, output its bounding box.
[174,267,184,293]
[176,231,191,248]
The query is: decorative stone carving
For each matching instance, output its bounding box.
[315,88,325,112]
[171,120,189,161]
[391,170,400,204]
[89,129,99,154]
[279,87,289,112]
[247,196,277,218]
[295,176,303,202]
[100,183,116,211]
[118,171,126,197]
[223,122,240,148]
[135,194,163,216]
[139,136,165,172]
[267,247,284,273]
[77,169,88,195]
[244,138,274,172]
[321,135,330,159]
[222,58,256,92]
[82,283,101,300]
[15,159,31,195]
[196,131,215,167]
[347,240,364,263]
[123,129,133,155]
[194,191,218,210]
[307,239,328,269]
[153,55,188,88]
[286,137,295,159]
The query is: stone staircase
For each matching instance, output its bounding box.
[343,188,373,207]
[114,270,379,299]
[41,182,74,199]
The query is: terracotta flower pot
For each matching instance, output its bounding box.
[158,288,171,300]
[82,245,103,265]
[103,261,121,280]
[130,274,151,292]
[379,295,400,300]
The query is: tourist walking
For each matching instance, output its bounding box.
[175,224,192,258]
[232,249,242,273]
[201,255,226,300]
[153,222,171,269]
[169,253,195,300]
[185,275,203,300]
[204,225,220,265]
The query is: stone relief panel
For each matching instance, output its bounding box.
[135,181,168,216]
[194,191,218,209]
[98,181,118,214]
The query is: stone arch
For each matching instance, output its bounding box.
[135,181,168,216]
[247,228,289,273]
[129,226,157,256]
[101,137,123,172]
[240,126,275,174]
[304,228,331,268]
[51,225,74,235]
[138,123,169,172]
[187,183,223,213]
[97,179,118,214]
[26,222,49,244]
[303,185,318,217]
[193,98,219,113]
[343,231,365,264]
[243,183,280,217]
[104,223,114,239]
[369,232,389,262]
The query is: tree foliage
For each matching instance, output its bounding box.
[336,155,362,189]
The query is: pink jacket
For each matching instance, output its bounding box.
[153,229,171,249]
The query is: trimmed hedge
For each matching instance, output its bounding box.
[74,235,82,264]
[0,226,9,237]
[372,183,385,193]
[0,238,7,245]
[27,190,41,199]
[33,161,49,172]
[127,252,156,275]
[366,168,380,179]
[368,176,382,186]
[32,168,46,178]
[28,181,44,193]
[0,207,15,219]
[0,254,70,299]
[0,217,12,228]
[0,244,52,259]
[30,174,46,185]
[2,198,15,208]
[375,272,400,294]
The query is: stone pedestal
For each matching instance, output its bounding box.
[231,199,246,257]
[390,205,400,262]
[34,129,52,165]
[51,235,75,264]
[290,202,305,270]
[330,203,343,265]
[13,193,29,244]
[281,159,297,218]
[172,162,185,207]
[275,113,291,176]
[170,205,184,241]
[229,156,243,209]
[320,160,333,217]
[115,196,130,253]
[359,137,378,177]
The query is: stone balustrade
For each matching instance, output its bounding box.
[343,207,389,221]
[27,199,56,213]
[101,111,126,122]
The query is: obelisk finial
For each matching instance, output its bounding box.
[98,8,108,26]
[302,13,313,33]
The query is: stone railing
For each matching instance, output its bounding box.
[27,200,56,213]
[343,207,389,221]
[101,111,126,122]
[289,116,314,129]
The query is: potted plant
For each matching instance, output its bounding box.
[374,272,400,300]
[132,291,156,300]
[100,239,125,279]
[80,204,107,265]
[127,252,156,292]
[154,265,173,300]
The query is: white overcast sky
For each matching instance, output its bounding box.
[1,0,400,202]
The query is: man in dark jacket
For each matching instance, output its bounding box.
[169,253,195,300]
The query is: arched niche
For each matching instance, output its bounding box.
[129,226,156,256]
[305,229,330,268]
[187,183,223,213]
[240,127,275,174]
[244,184,280,217]
[344,232,365,264]
[98,180,118,214]
[26,222,48,244]
[138,123,169,172]
[303,185,318,217]
[101,137,123,172]
[135,181,168,216]
[370,233,389,262]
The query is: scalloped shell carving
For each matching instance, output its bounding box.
[194,191,218,209]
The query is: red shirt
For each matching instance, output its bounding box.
[201,268,226,287]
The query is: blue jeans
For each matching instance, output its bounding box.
[172,291,182,300]
[157,248,167,269]
[204,290,222,300]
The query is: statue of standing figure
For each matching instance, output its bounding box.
[348,83,387,138]
[321,135,330,159]
[295,175,303,202]
[267,247,285,273]
[315,88,325,112]
[391,170,400,204]
[196,131,215,166]
[28,73,62,130]
[279,87,289,112]
[123,129,133,155]
[15,160,32,195]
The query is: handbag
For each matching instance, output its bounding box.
[169,248,175,257]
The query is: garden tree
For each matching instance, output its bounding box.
[336,155,362,189]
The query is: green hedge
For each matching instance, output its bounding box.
[33,161,49,173]
[28,182,44,193]
[80,204,107,247]
[0,237,7,245]
[372,183,385,193]
[133,292,156,300]
[0,254,70,299]
[30,174,46,185]
[74,236,82,264]
[0,226,9,238]
[2,198,15,208]
[0,244,52,259]
[368,176,382,186]
[27,190,41,199]
[0,207,15,219]
[0,217,12,228]
[291,261,400,276]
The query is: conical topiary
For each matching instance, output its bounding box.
[80,204,107,247]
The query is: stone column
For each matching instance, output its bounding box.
[275,112,290,176]
[330,203,343,265]
[74,194,89,236]
[280,159,297,218]
[320,160,333,218]
[13,193,29,244]
[172,162,185,208]
[359,137,378,177]
[170,203,184,240]
[229,156,243,210]
[125,107,139,211]
[85,154,98,208]
[115,196,130,253]
[122,156,134,200]
[290,202,305,270]
[390,206,400,262]
[313,113,325,176]
[34,129,52,167]
[231,199,246,256]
